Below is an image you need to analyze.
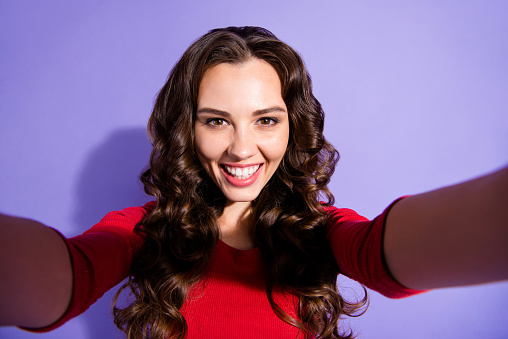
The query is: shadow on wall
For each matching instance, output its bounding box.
[73,127,152,227]
[72,127,152,338]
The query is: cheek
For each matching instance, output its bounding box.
[262,128,290,162]
[276,125,290,157]
[195,146,217,182]
[195,132,222,169]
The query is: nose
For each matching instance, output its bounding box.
[228,127,257,160]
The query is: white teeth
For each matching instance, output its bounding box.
[225,165,260,179]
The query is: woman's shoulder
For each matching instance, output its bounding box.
[83,201,156,234]
[323,197,408,228]
[323,204,369,226]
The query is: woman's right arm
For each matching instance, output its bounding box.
[0,214,72,328]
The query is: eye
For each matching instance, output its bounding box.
[206,118,228,126]
[257,117,279,125]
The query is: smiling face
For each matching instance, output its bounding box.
[194,58,290,204]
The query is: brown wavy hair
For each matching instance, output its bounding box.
[113,26,367,338]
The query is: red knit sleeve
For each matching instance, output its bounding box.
[26,201,156,333]
[326,198,427,298]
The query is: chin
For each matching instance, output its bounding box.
[222,188,262,203]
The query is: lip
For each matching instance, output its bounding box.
[221,163,263,187]
[221,163,263,168]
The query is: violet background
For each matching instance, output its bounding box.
[1,1,507,338]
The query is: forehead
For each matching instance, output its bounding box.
[197,59,285,113]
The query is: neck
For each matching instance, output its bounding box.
[218,201,255,250]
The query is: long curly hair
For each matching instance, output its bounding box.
[113,26,367,338]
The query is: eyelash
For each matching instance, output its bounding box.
[205,117,279,127]
[257,117,279,125]
[206,118,228,126]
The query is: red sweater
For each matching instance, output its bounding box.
[30,199,424,337]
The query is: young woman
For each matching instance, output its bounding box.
[1,26,507,339]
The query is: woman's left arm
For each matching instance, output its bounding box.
[383,165,508,290]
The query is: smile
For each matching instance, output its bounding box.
[220,164,263,187]
[223,164,261,179]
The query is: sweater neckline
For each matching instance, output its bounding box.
[217,239,260,256]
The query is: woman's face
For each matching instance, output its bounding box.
[194,58,290,203]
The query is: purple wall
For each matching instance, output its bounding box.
[1,1,507,338]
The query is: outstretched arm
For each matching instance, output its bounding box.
[384,165,508,290]
[0,215,72,328]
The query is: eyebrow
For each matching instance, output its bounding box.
[196,106,287,117]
